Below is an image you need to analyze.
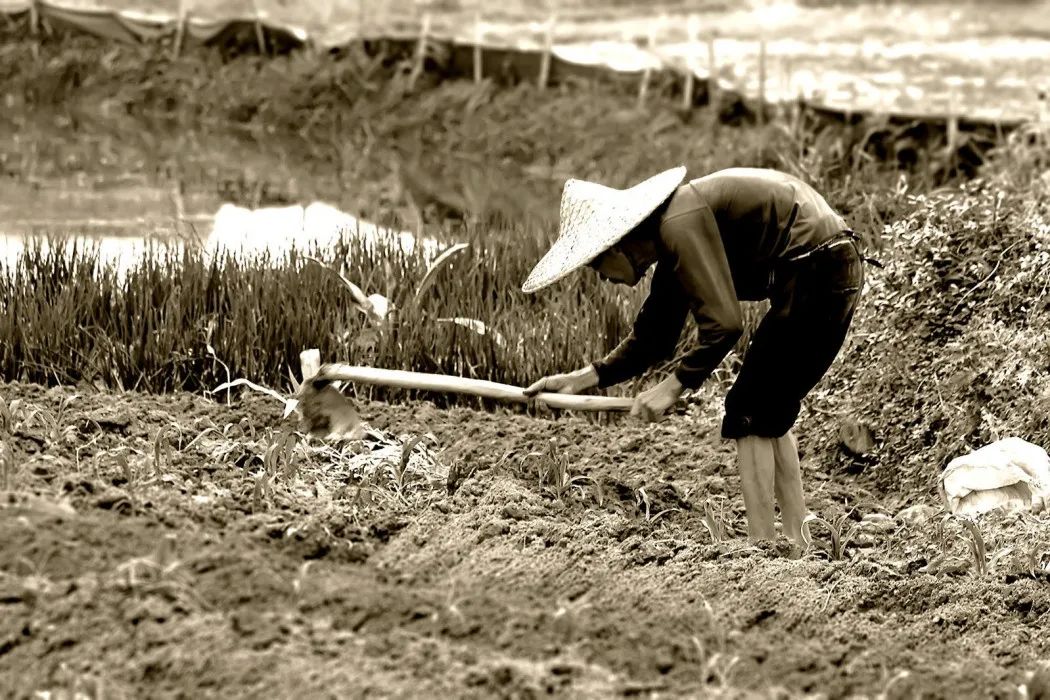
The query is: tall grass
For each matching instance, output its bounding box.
[0,227,651,396]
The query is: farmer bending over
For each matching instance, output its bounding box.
[522,167,864,544]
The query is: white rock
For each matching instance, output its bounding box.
[940,437,1050,516]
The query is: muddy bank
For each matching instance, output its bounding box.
[1,21,995,232]
[2,382,1048,698]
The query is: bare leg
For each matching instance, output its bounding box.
[772,430,806,544]
[736,436,776,540]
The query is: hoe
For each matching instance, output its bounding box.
[297,362,633,439]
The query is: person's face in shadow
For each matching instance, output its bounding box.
[588,246,643,286]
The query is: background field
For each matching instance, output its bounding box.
[4,0,1050,121]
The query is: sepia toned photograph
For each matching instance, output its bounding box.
[1,0,1049,697]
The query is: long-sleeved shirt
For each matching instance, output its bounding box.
[592,168,849,389]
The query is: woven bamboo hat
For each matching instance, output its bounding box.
[521,166,687,293]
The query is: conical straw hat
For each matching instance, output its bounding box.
[521,166,687,293]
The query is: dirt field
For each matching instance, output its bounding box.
[2,380,1049,699]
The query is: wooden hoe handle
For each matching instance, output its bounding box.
[314,364,634,413]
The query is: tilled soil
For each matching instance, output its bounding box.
[1,381,1048,699]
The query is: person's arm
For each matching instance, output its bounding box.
[662,204,745,390]
[590,263,690,388]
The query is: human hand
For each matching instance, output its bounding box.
[523,365,599,397]
[630,375,684,422]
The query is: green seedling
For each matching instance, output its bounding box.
[239,416,258,441]
[937,514,997,576]
[702,497,729,543]
[690,596,740,688]
[583,477,606,508]
[261,426,299,480]
[803,510,861,561]
[252,469,272,513]
[20,396,79,448]
[635,487,678,524]
[542,461,591,501]
[152,426,173,479]
[204,320,233,405]
[279,431,303,480]
[959,517,987,575]
[520,440,592,502]
[392,434,425,494]
[49,394,79,444]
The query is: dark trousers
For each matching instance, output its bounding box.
[721,236,864,440]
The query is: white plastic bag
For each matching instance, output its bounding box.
[941,438,1050,516]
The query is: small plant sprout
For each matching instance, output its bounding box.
[252,469,272,513]
[204,319,233,404]
[23,396,79,448]
[584,477,606,508]
[937,514,1006,576]
[803,510,861,561]
[542,461,591,501]
[0,399,25,444]
[394,435,425,492]
[958,516,988,575]
[702,497,729,543]
[635,487,679,524]
[152,426,173,479]
[260,426,300,481]
[278,429,303,481]
[520,440,592,502]
[691,596,740,688]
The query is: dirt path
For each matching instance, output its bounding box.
[1,381,1048,699]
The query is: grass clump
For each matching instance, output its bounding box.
[0,229,645,396]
